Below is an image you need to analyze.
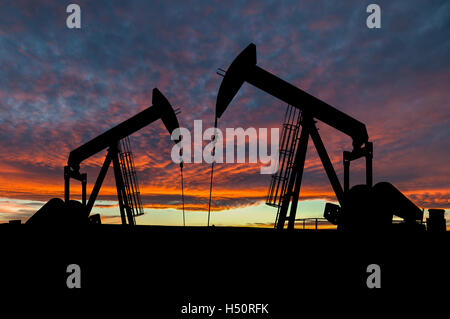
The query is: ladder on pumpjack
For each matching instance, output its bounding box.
[266,105,302,228]
[119,136,144,224]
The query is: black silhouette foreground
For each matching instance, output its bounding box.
[215,43,446,232]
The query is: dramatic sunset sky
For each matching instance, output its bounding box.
[0,0,448,227]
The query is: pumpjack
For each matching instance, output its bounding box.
[26,88,180,226]
[215,43,443,232]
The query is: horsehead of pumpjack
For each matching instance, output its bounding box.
[215,43,369,151]
[67,88,180,174]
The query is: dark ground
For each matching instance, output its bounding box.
[0,224,447,316]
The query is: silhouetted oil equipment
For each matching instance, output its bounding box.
[27,88,180,226]
[119,136,145,220]
[216,43,434,232]
[266,104,302,226]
